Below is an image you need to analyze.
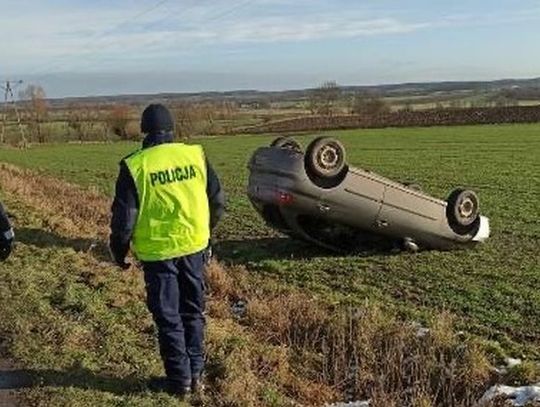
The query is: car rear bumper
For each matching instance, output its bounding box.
[472,216,490,242]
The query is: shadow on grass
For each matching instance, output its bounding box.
[215,237,327,262]
[14,227,110,262]
[0,366,145,396]
[215,236,398,263]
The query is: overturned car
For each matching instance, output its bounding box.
[247,136,490,252]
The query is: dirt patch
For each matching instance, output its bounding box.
[0,359,20,407]
[0,341,33,407]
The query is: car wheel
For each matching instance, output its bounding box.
[270,136,302,152]
[446,189,480,232]
[305,137,347,180]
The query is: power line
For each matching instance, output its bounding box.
[205,0,255,22]
[26,0,171,79]
[33,0,256,76]
[118,0,256,62]
[98,0,206,62]
[23,0,257,94]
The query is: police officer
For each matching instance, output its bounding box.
[0,200,14,261]
[109,104,225,397]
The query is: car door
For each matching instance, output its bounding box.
[317,167,385,230]
[377,183,445,238]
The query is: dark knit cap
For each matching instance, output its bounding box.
[141,104,174,134]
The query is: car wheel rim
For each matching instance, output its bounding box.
[458,197,475,219]
[317,145,340,170]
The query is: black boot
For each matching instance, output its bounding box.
[148,377,191,398]
[167,380,191,398]
[191,376,204,394]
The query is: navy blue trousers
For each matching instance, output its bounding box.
[143,250,206,386]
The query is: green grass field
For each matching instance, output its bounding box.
[0,123,539,405]
[1,124,539,353]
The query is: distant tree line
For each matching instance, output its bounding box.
[308,81,391,117]
[0,85,242,145]
[305,81,537,118]
[2,81,539,146]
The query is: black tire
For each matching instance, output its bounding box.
[270,136,302,152]
[305,137,347,179]
[446,189,480,233]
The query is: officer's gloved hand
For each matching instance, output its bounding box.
[108,245,131,270]
[204,241,213,266]
[115,258,131,270]
[0,229,14,262]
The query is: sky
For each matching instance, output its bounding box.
[1,0,540,98]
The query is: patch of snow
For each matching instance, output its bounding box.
[505,358,522,369]
[416,327,430,338]
[493,357,524,375]
[478,383,540,406]
[411,322,430,338]
[493,366,508,375]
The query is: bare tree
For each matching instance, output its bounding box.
[406,103,415,112]
[449,100,464,109]
[198,103,217,135]
[20,84,49,143]
[174,103,196,140]
[350,93,390,116]
[173,102,221,139]
[67,103,99,142]
[106,104,131,140]
[491,92,516,108]
[309,81,342,116]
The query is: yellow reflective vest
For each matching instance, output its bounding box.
[125,143,210,261]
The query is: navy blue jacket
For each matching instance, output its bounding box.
[109,132,225,263]
[0,201,11,235]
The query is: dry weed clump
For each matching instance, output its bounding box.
[246,292,329,349]
[205,261,250,299]
[0,163,110,239]
[317,309,493,406]
[205,317,338,407]
[205,319,286,406]
[504,361,540,386]
[205,262,496,406]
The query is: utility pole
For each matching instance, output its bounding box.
[1,79,27,146]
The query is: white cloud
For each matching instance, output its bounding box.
[2,0,540,76]
[1,1,431,74]
[209,17,429,43]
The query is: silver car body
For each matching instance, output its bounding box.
[247,145,490,251]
